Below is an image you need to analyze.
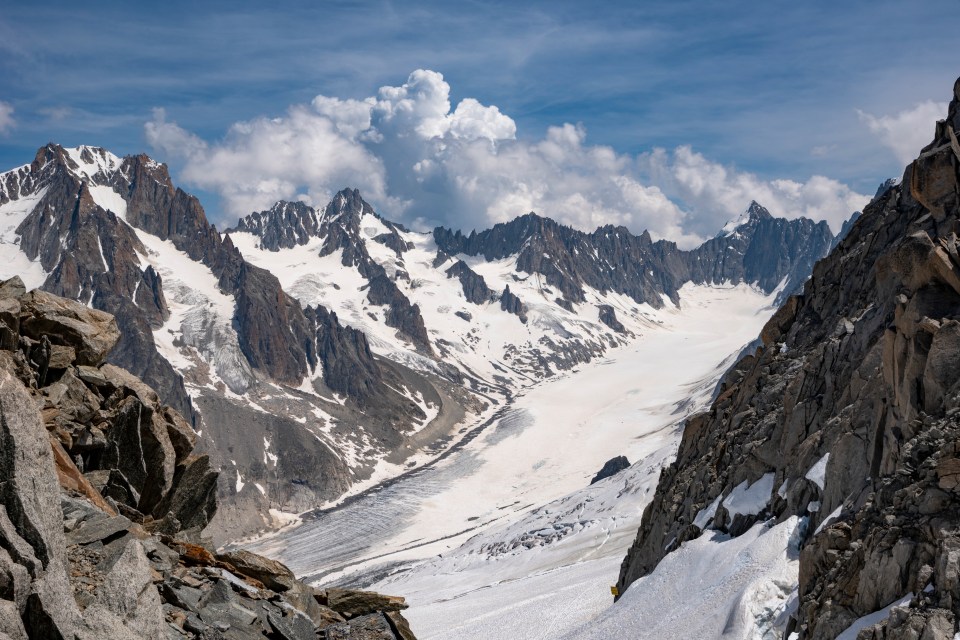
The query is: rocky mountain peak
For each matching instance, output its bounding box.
[228,188,410,257]
[36,143,123,185]
[717,200,773,237]
[874,177,900,199]
[435,202,835,308]
[230,200,321,251]
[432,211,562,264]
[746,200,772,220]
[327,186,374,221]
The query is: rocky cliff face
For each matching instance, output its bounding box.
[432,204,833,310]
[0,149,453,543]
[229,190,430,353]
[8,145,193,427]
[232,200,322,251]
[0,277,417,639]
[615,77,960,640]
[687,201,834,301]
[444,260,495,306]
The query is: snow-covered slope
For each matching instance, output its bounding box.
[247,282,786,639]
[229,215,653,392]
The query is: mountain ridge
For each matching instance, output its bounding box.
[0,142,844,543]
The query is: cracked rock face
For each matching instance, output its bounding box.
[614,76,960,640]
[0,281,418,638]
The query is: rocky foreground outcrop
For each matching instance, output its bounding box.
[0,278,416,639]
[615,78,960,639]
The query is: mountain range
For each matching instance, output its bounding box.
[0,142,841,544]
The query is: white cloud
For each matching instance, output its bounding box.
[145,69,868,246]
[146,105,392,217]
[857,100,947,165]
[0,101,15,134]
[641,146,869,236]
[145,108,207,158]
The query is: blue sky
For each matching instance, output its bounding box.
[1,1,956,242]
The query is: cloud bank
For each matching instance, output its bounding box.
[147,69,873,247]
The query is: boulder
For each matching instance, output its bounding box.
[168,541,216,567]
[42,369,100,425]
[0,298,20,351]
[385,611,417,640]
[161,406,196,465]
[75,365,110,388]
[49,436,116,515]
[153,454,218,532]
[590,455,631,484]
[214,549,296,592]
[46,344,75,369]
[99,363,161,407]
[266,607,317,640]
[67,515,133,546]
[0,276,26,300]
[18,290,120,366]
[74,535,166,640]
[84,469,140,507]
[322,588,408,619]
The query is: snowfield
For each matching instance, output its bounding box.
[251,281,792,639]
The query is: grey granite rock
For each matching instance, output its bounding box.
[0,368,80,638]
[613,75,960,640]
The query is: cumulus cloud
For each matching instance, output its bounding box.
[0,101,15,134]
[146,69,867,247]
[641,146,870,237]
[146,105,392,217]
[858,101,947,165]
[145,108,207,158]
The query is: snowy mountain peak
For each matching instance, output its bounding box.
[27,143,123,184]
[63,144,123,179]
[718,201,772,237]
[328,187,374,220]
[1,143,117,207]
[228,188,409,257]
[746,200,772,219]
